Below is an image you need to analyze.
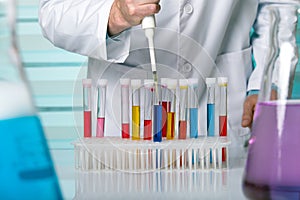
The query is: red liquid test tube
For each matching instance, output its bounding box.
[82,79,92,137]
[120,79,130,139]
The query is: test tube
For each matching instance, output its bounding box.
[179,79,188,139]
[96,79,107,138]
[206,78,216,137]
[166,79,177,140]
[153,84,162,143]
[218,77,228,162]
[82,78,92,138]
[206,78,216,164]
[131,79,141,140]
[144,79,154,140]
[188,78,199,138]
[120,79,130,139]
[160,78,169,138]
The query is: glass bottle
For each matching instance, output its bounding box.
[0,0,63,199]
[243,3,300,200]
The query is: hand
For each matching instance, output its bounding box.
[108,0,161,36]
[241,94,258,128]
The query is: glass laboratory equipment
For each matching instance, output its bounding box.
[0,0,62,199]
[179,79,188,139]
[243,3,300,200]
[82,78,92,137]
[96,79,107,138]
[188,78,199,138]
[153,82,162,142]
[166,79,177,140]
[160,78,169,138]
[206,78,216,137]
[131,79,141,140]
[144,79,154,140]
[120,78,130,139]
[218,77,228,162]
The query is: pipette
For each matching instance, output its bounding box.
[142,15,159,98]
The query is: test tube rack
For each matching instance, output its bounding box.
[73,136,230,172]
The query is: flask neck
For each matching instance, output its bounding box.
[0,0,35,119]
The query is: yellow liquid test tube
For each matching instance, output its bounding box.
[131,79,141,140]
[132,105,140,140]
[166,79,177,140]
[167,112,175,140]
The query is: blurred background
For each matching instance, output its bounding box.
[18,0,87,146]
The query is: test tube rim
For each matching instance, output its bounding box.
[217,77,228,85]
[120,78,130,86]
[144,79,154,88]
[179,79,189,87]
[97,79,108,87]
[82,78,92,87]
[131,79,142,89]
[188,78,198,86]
[205,77,216,85]
[167,79,177,89]
[160,78,169,87]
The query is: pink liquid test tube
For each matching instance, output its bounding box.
[96,79,107,138]
[179,79,188,139]
[120,79,130,139]
[144,79,154,140]
[82,79,92,137]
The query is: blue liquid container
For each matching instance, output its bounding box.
[207,103,215,137]
[0,115,63,199]
[153,105,162,142]
[189,108,198,138]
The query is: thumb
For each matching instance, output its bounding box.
[241,94,258,128]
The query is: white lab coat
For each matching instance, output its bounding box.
[39,0,299,161]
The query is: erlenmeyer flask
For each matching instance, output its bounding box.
[243,3,300,200]
[0,0,62,199]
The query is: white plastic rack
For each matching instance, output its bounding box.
[73,136,230,172]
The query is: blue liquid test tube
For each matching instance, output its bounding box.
[206,78,216,137]
[206,78,216,164]
[188,78,199,138]
[153,84,162,142]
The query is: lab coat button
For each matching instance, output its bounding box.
[183,63,192,72]
[184,3,193,14]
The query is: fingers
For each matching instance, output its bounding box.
[241,94,258,128]
[108,0,160,35]
[122,0,160,22]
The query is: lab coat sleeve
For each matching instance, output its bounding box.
[38,0,130,62]
[247,1,298,92]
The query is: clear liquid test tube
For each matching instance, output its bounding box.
[161,78,169,138]
[144,79,154,140]
[82,78,92,138]
[206,78,216,137]
[179,79,188,139]
[131,79,141,140]
[218,77,228,162]
[96,79,107,138]
[188,78,199,138]
[166,79,177,140]
[120,79,130,139]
